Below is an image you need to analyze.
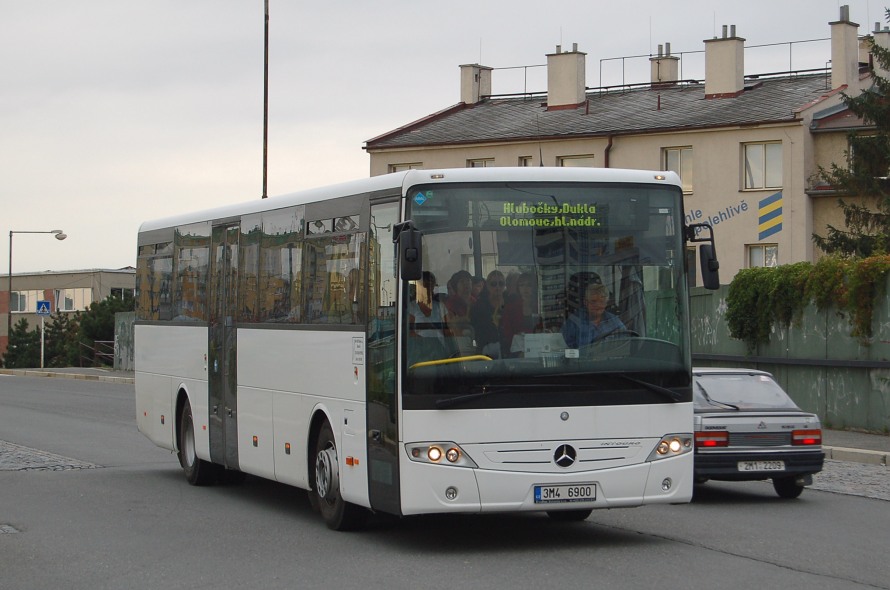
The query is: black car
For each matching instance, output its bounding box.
[693,368,824,498]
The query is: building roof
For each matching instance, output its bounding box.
[365,73,839,150]
[3,267,136,279]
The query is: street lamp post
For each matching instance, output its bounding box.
[6,230,67,363]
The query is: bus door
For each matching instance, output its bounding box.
[366,201,400,514]
[208,223,240,470]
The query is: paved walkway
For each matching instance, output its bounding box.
[0,367,134,384]
[2,366,887,466]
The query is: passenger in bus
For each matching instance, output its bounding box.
[470,269,506,357]
[444,270,473,337]
[407,271,447,339]
[500,272,543,357]
[470,276,485,305]
[504,272,521,304]
[561,283,626,348]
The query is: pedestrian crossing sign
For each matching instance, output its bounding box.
[36,301,51,316]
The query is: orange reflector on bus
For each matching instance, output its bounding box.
[252,436,258,447]
[285,443,291,455]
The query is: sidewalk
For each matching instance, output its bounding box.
[822,428,890,466]
[0,367,134,384]
[1,366,887,467]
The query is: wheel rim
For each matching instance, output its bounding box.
[315,443,339,501]
[182,416,196,468]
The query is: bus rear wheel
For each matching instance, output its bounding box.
[312,420,369,531]
[178,399,217,486]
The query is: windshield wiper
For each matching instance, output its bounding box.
[696,382,740,410]
[618,375,685,402]
[436,385,513,409]
[435,383,566,409]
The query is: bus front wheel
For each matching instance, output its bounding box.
[312,420,368,531]
[546,509,592,522]
[178,399,217,486]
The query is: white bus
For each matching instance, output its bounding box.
[135,167,719,530]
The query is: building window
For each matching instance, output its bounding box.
[56,288,92,312]
[849,135,890,177]
[110,288,134,300]
[467,158,494,168]
[748,244,778,268]
[743,142,782,190]
[518,156,533,167]
[389,163,422,172]
[664,147,693,193]
[558,155,596,167]
[10,290,41,313]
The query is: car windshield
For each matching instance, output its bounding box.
[693,373,800,410]
[401,180,692,410]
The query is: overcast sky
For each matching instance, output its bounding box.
[1,0,881,273]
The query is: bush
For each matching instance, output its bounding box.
[726,255,890,351]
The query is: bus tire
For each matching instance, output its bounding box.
[546,509,592,522]
[312,420,368,531]
[178,399,217,486]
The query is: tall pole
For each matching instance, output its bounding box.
[7,231,12,344]
[262,0,269,199]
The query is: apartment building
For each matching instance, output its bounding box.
[0,268,135,356]
[365,6,888,284]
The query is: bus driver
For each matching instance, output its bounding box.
[561,283,626,348]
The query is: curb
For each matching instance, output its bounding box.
[824,445,888,467]
[0,368,134,385]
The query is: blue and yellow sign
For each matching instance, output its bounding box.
[758,191,782,240]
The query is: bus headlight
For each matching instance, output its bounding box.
[406,442,477,468]
[646,433,693,462]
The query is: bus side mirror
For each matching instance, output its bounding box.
[699,244,720,290]
[394,220,423,281]
[686,222,720,290]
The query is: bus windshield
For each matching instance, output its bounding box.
[402,181,691,410]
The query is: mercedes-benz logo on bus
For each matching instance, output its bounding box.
[553,444,577,468]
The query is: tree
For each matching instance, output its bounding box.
[43,311,80,367]
[2,318,40,368]
[78,293,135,344]
[813,8,890,257]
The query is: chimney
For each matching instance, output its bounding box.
[459,63,492,104]
[650,42,680,86]
[704,25,745,98]
[546,43,586,109]
[873,21,890,80]
[830,5,860,90]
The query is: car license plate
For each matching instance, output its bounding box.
[534,484,596,504]
[737,460,785,472]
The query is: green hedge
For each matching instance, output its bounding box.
[726,255,890,351]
